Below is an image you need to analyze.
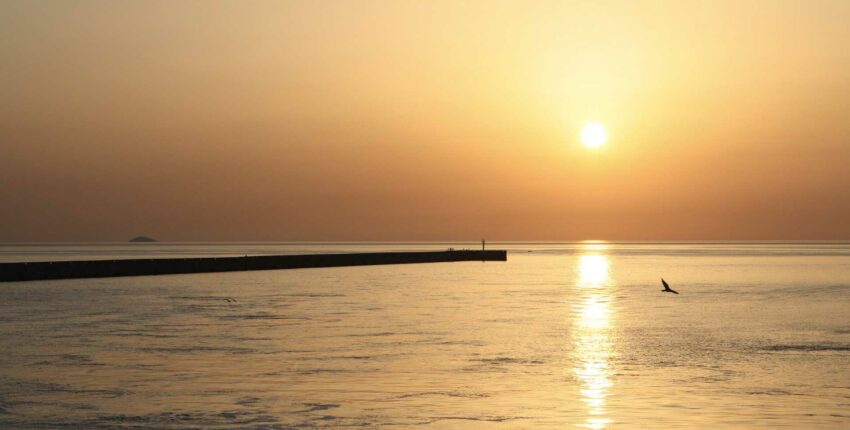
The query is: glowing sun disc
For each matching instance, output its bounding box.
[581,123,608,148]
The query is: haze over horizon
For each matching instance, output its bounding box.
[2,1,849,242]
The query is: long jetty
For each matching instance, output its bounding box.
[0,250,507,282]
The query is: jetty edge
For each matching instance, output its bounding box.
[0,250,507,282]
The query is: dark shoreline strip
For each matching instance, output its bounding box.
[0,250,507,282]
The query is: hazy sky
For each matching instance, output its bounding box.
[2,0,849,241]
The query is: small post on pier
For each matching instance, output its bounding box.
[481,239,485,262]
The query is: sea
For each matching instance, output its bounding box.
[0,242,848,429]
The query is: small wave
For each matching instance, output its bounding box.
[168,295,233,301]
[763,344,850,352]
[761,284,850,296]
[396,391,490,399]
[105,331,184,339]
[134,345,255,354]
[332,355,374,360]
[31,354,105,367]
[463,357,547,372]
[298,402,340,413]
[429,415,529,423]
[72,409,276,428]
[219,313,302,321]
[235,396,261,406]
[280,293,346,298]
[297,368,353,375]
[0,377,128,399]
[422,339,486,346]
[342,331,396,337]
[746,389,795,396]
[479,357,513,364]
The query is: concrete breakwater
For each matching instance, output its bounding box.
[0,250,507,282]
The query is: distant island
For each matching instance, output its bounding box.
[129,236,157,243]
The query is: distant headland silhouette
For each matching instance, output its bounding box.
[129,236,157,243]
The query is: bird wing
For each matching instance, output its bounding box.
[662,278,669,289]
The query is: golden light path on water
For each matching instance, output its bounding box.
[574,244,614,429]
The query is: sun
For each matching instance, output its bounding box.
[581,122,608,148]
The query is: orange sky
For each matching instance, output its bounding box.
[2,1,849,241]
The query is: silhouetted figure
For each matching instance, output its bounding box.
[661,278,679,294]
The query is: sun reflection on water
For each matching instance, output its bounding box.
[578,255,609,288]
[574,248,614,429]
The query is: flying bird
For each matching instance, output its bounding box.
[661,278,679,294]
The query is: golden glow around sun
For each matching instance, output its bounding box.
[581,122,608,148]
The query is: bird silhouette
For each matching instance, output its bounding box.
[661,278,679,294]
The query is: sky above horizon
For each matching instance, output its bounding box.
[2,1,849,241]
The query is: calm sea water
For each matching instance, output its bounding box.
[0,242,849,429]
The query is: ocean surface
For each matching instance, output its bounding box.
[0,242,849,429]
